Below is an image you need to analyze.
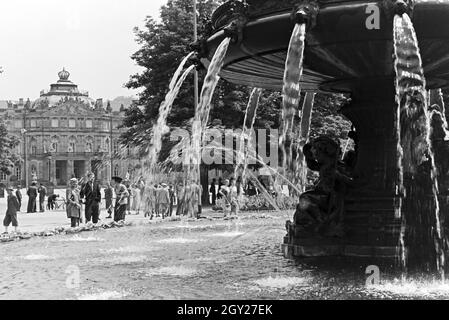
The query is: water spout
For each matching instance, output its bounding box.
[293,92,316,193]
[190,37,232,180]
[234,87,263,184]
[393,13,445,277]
[149,64,195,166]
[280,22,306,172]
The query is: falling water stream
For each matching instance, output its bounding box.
[280,23,306,172]
[393,13,445,277]
[234,87,263,183]
[190,37,232,180]
[293,92,316,193]
[148,52,195,165]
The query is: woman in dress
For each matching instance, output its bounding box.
[66,178,81,227]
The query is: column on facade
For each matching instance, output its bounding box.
[51,159,56,185]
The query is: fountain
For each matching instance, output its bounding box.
[198,0,449,273]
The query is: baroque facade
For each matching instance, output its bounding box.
[0,69,140,187]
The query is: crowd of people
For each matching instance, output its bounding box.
[2,172,265,233]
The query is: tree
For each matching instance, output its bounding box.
[0,120,21,177]
[123,0,353,176]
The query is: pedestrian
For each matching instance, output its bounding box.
[236,176,243,196]
[192,181,202,219]
[154,184,161,218]
[38,183,47,212]
[210,178,217,206]
[47,194,59,210]
[219,179,230,217]
[66,178,81,228]
[111,176,129,222]
[160,183,171,218]
[124,180,132,215]
[176,182,185,216]
[131,183,141,214]
[27,182,38,213]
[3,187,20,233]
[104,181,114,219]
[184,182,193,217]
[16,186,22,212]
[80,172,101,224]
[144,184,155,218]
[169,184,175,217]
[137,177,146,214]
[245,180,257,196]
[217,177,223,199]
[229,178,239,216]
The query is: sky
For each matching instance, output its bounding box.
[0,0,169,101]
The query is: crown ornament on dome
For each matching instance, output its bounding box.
[58,68,70,81]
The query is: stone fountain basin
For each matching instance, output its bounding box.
[203,0,449,92]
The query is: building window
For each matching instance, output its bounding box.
[86,120,93,128]
[14,120,22,128]
[113,140,119,155]
[0,171,7,181]
[86,142,92,153]
[51,119,59,128]
[104,137,110,152]
[68,142,76,153]
[69,119,76,128]
[30,119,37,128]
[114,165,119,177]
[15,166,21,180]
[30,139,37,155]
[50,136,59,153]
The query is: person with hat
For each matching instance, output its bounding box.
[80,172,101,224]
[26,181,38,213]
[111,176,129,222]
[38,183,47,212]
[66,178,81,228]
[3,187,20,233]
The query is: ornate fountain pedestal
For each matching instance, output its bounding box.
[283,80,403,260]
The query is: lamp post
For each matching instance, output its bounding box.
[193,0,199,109]
[21,128,28,188]
[193,0,200,184]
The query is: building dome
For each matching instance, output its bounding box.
[58,68,70,81]
[32,69,97,109]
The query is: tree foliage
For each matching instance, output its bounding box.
[122,0,353,161]
[0,120,21,176]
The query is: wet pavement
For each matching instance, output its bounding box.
[2,209,449,300]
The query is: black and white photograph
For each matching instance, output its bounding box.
[1,0,449,307]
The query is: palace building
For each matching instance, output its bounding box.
[0,69,140,187]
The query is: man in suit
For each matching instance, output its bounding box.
[27,182,38,213]
[80,172,101,224]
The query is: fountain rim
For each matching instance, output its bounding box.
[201,0,449,92]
